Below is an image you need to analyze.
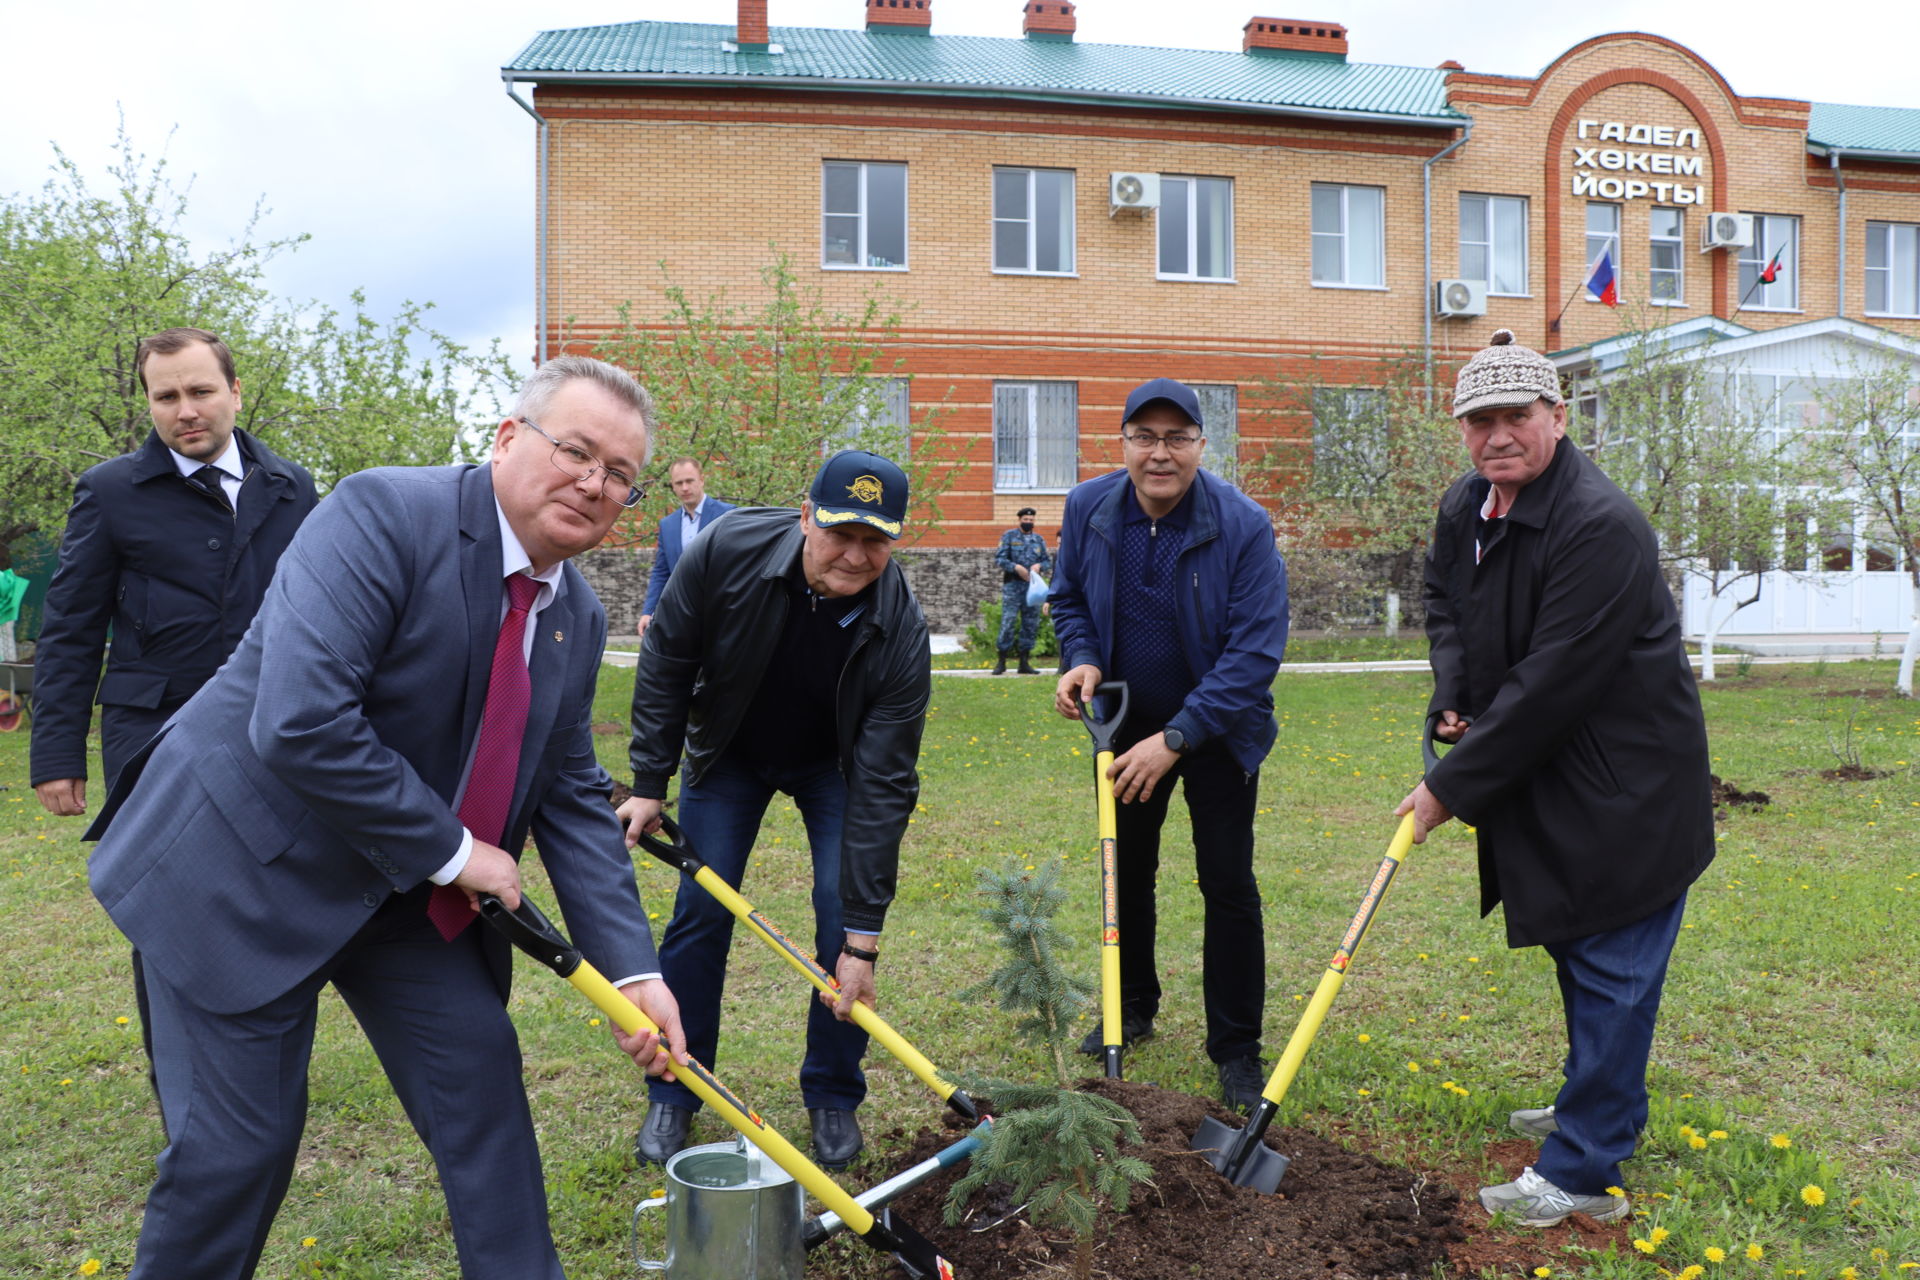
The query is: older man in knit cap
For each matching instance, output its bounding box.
[1396,330,1713,1227]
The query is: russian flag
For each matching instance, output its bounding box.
[1586,249,1619,307]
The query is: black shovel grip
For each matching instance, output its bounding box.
[1422,709,1457,775]
[478,893,583,979]
[635,812,705,877]
[1077,680,1131,754]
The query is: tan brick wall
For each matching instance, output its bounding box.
[528,31,1920,548]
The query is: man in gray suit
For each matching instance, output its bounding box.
[86,355,686,1280]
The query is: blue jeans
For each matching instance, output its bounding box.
[1532,891,1689,1194]
[648,753,868,1113]
[997,580,1040,652]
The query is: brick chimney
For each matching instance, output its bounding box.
[1023,1,1076,41]
[866,0,932,34]
[1242,17,1348,60]
[735,0,770,50]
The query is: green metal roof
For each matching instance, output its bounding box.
[504,21,1462,124]
[1808,102,1920,158]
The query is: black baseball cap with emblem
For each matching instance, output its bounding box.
[810,449,909,540]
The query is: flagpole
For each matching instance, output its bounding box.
[1549,280,1587,334]
[1730,246,1784,320]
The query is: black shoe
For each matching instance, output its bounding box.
[809,1108,864,1170]
[1216,1054,1270,1114]
[635,1102,693,1166]
[1016,652,1039,675]
[992,650,1008,675]
[1077,1012,1155,1057]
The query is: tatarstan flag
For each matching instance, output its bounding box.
[1759,245,1785,284]
[1586,248,1619,307]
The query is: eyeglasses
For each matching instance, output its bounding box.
[1122,429,1203,453]
[518,418,647,508]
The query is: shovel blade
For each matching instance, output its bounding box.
[878,1208,956,1279]
[1190,1114,1291,1194]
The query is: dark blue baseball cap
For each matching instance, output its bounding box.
[1121,377,1204,429]
[810,449,909,539]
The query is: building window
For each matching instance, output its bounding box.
[1192,384,1239,482]
[1312,184,1385,288]
[1738,214,1800,310]
[1649,207,1685,305]
[993,168,1075,275]
[994,381,1078,491]
[1157,176,1233,281]
[1459,194,1527,296]
[1311,387,1388,494]
[1585,203,1621,301]
[822,161,907,271]
[826,377,911,458]
[1866,221,1920,317]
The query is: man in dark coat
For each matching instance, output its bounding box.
[1397,329,1713,1228]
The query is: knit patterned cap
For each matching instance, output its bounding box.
[1451,329,1563,418]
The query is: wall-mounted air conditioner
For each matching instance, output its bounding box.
[1433,278,1488,319]
[1109,171,1161,214]
[1702,212,1754,252]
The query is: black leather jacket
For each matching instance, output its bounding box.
[627,507,930,932]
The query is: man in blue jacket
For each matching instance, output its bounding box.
[637,457,733,640]
[1051,377,1288,1112]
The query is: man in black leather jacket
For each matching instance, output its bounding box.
[618,450,930,1170]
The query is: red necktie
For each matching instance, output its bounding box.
[428,573,541,941]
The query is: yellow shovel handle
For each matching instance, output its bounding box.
[1096,748,1122,1051]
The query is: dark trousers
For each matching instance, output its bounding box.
[649,753,869,1113]
[1532,891,1689,1195]
[130,891,563,1280]
[997,581,1041,652]
[1111,736,1264,1063]
[104,702,177,1131]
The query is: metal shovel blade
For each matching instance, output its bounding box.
[877,1208,956,1279]
[1190,1114,1291,1194]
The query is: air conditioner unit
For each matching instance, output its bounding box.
[1109,171,1161,213]
[1702,211,1754,252]
[1433,278,1487,319]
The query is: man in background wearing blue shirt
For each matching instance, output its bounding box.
[1050,377,1289,1112]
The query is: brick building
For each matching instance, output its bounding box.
[503,4,1920,632]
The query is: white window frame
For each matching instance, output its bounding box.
[992,167,1076,276]
[1584,202,1622,303]
[1866,221,1920,318]
[1311,183,1387,290]
[825,376,911,458]
[1649,206,1685,306]
[1191,384,1239,483]
[821,161,909,272]
[1156,175,1235,283]
[993,381,1078,492]
[1459,194,1529,297]
[1738,214,1801,312]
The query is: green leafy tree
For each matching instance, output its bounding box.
[1811,353,1920,694]
[946,859,1152,1280]
[0,123,514,543]
[587,252,954,546]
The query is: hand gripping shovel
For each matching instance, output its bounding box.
[1189,811,1419,1193]
[1075,681,1130,1079]
[637,814,978,1123]
[478,893,956,1279]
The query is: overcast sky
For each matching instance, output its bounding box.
[9,0,1918,381]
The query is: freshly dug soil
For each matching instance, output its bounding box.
[1818,763,1890,781]
[1710,772,1771,817]
[876,1078,1465,1279]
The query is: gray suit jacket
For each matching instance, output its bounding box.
[87,464,656,1014]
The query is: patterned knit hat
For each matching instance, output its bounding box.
[1451,329,1563,418]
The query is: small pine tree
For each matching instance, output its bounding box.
[946,859,1154,1280]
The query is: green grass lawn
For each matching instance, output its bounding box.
[2,662,1916,1278]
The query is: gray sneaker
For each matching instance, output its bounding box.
[1509,1105,1559,1139]
[1479,1166,1629,1227]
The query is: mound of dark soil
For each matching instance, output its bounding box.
[1710,773,1771,817]
[879,1078,1464,1280]
[1818,763,1890,782]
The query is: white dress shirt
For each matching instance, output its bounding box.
[168,435,247,510]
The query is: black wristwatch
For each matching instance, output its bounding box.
[841,942,880,964]
[1163,728,1189,754]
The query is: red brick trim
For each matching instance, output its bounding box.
[1542,67,1732,332]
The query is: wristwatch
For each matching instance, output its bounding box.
[1162,728,1189,754]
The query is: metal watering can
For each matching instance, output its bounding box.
[635,1138,804,1279]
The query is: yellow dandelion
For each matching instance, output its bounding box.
[1799,1184,1826,1207]
[1688,1134,1708,1150]
[1704,1246,1726,1263]
[1873,1250,1891,1263]
[1534,1269,1551,1278]
[1897,1264,1918,1272]
[1770,1134,1792,1149]
[1357,1033,1371,1043]
[1679,1266,1705,1280]
[59,1078,73,1087]
[1405,1060,1420,1073]
[1632,1239,1656,1255]
[1708,1129,1728,1140]
[1605,1186,1626,1197]
[78,1263,101,1277]
[1650,1227,1672,1246]
[588,1018,602,1027]
[302,1237,318,1248]
[115,1016,130,1026]
[1679,1124,1697,1137]
[1839,1268,1857,1280]
[1356,1088,1371,1097]
[1744,1244,1763,1261]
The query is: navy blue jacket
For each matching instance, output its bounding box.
[641,498,735,616]
[30,429,317,786]
[1050,468,1289,774]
